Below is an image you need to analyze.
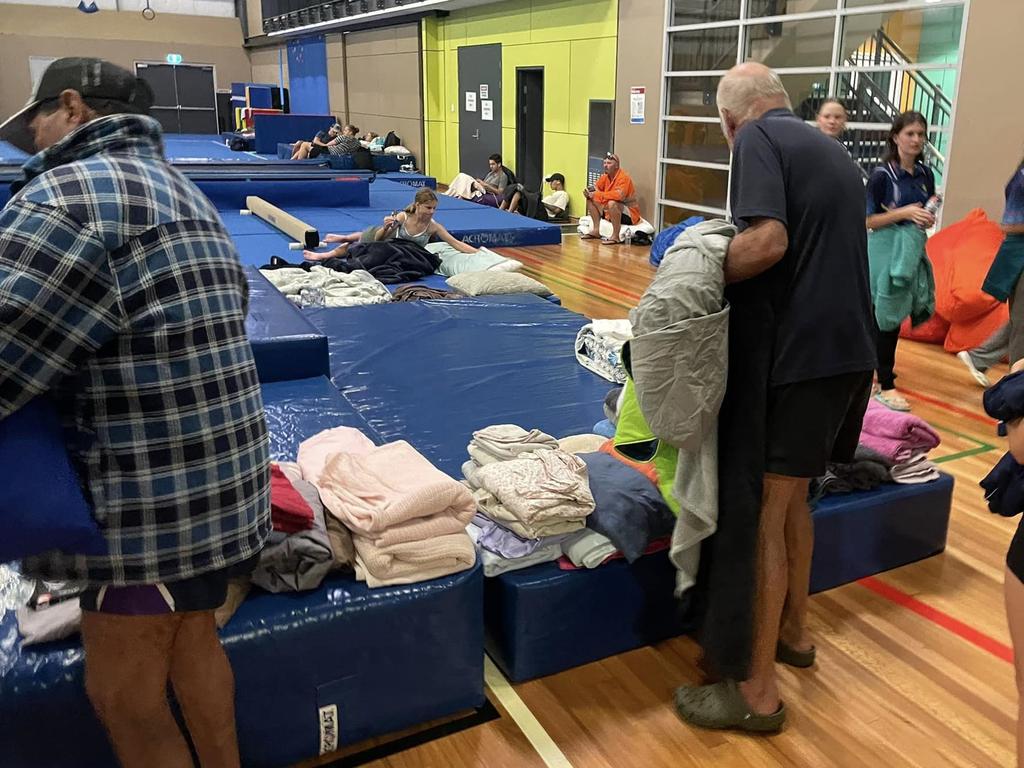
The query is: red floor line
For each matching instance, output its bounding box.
[858,576,1014,664]
[511,251,643,302]
[901,387,997,427]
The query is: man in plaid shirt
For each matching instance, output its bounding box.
[0,58,270,767]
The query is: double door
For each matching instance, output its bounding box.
[135,63,218,134]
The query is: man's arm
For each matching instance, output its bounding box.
[724,217,788,284]
[0,200,119,420]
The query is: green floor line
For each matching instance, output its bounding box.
[934,444,996,464]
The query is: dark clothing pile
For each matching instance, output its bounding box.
[981,371,1024,517]
[392,284,456,302]
[265,241,441,285]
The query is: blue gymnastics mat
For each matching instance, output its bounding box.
[486,473,955,682]
[0,140,28,166]
[0,375,484,768]
[304,297,608,477]
[245,266,330,382]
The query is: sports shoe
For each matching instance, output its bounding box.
[957,351,991,388]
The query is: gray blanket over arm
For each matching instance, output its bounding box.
[626,219,735,593]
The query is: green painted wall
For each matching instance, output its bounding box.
[422,0,618,214]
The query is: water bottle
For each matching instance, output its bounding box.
[920,193,943,230]
[623,229,633,247]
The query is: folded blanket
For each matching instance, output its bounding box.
[468,424,558,465]
[472,450,594,539]
[811,460,892,498]
[854,443,895,469]
[860,400,941,463]
[392,285,456,302]
[575,319,633,384]
[270,464,314,534]
[297,426,376,486]
[561,529,617,569]
[557,434,608,455]
[252,500,333,593]
[557,536,671,570]
[353,532,476,587]
[579,451,675,562]
[471,512,540,558]
[890,453,940,484]
[981,452,1024,517]
[318,440,476,537]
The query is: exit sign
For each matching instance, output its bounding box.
[166,53,183,65]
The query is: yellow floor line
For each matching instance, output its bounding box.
[484,657,576,768]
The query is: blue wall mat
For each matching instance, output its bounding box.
[246,85,274,110]
[252,113,335,154]
[287,35,330,115]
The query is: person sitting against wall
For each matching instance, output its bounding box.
[290,122,340,160]
[292,123,361,160]
[581,152,643,244]
[361,131,384,150]
[302,187,478,260]
[500,173,570,221]
[444,154,515,207]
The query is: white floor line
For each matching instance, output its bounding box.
[483,656,575,768]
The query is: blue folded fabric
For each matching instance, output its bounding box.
[980,451,1024,518]
[592,419,616,439]
[579,451,675,562]
[0,398,106,563]
[983,370,1024,422]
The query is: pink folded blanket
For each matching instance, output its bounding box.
[859,400,940,463]
[297,426,376,485]
[352,532,476,588]
[318,440,476,537]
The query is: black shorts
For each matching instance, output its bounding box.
[765,370,873,478]
[1009,518,1024,583]
[308,145,323,159]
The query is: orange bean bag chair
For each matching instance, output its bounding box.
[899,313,949,344]
[926,209,1008,352]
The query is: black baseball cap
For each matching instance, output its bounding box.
[545,172,565,184]
[0,58,154,153]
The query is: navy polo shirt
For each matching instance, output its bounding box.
[729,108,876,385]
[866,161,936,217]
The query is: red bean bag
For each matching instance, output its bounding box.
[899,313,949,344]
[925,209,1008,352]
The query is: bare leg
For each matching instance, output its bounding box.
[779,481,814,653]
[322,231,361,244]
[169,611,242,768]
[737,473,803,716]
[303,243,349,261]
[606,201,623,242]
[584,199,603,238]
[1006,566,1024,768]
[509,191,523,214]
[82,612,194,768]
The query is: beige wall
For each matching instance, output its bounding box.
[245,0,263,39]
[250,46,288,90]
[340,24,423,162]
[0,6,251,120]
[614,0,662,223]
[943,1,1024,225]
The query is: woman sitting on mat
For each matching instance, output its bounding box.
[292,124,360,160]
[290,123,341,160]
[303,188,478,260]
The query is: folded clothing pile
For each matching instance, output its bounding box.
[463,424,594,575]
[317,440,477,587]
[260,265,392,307]
[858,399,941,484]
[574,319,633,384]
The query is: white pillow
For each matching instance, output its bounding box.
[426,243,523,276]
[384,145,411,155]
[446,271,552,297]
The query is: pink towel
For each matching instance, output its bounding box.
[297,426,376,485]
[859,400,940,463]
[318,440,476,536]
[352,532,476,588]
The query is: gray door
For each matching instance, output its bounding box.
[458,44,502,176]
[135,63,218,135]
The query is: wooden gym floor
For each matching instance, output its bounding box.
[304,234,1018,768]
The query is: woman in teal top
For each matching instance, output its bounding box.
[304,188,478,260]
[865,111,938,412]
[983,158,1024,363]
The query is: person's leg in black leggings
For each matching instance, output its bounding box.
[876,326,900,391]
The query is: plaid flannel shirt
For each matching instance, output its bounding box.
[0,115,271,586]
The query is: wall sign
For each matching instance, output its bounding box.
[481,100,493,121]
[465,91,477,112]
[630,86,646,125]
[480,84,489,99]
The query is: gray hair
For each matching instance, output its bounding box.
[716,64,792,124]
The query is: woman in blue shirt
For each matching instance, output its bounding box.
[865,111,938,411]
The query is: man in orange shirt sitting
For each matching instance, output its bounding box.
[581,152,643,244]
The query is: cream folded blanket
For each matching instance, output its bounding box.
[318,440,476,539]
[353,532,476,587]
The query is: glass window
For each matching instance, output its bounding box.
[664,121,730,164]
[671,0,739,25]
[747,0,837,15]
[663,164,730,210]
[836,69,953,129]
[777,73,831,119]
[841,7,963,68]
[669,28,739,72]
[666,76,721,119]
[744,17,836,68]
[662,204,721,231]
